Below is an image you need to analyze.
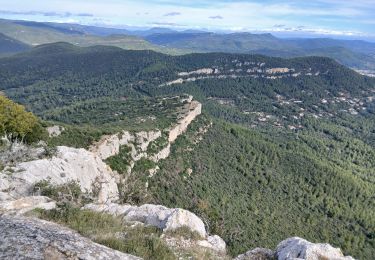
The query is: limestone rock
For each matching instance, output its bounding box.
[149,143,171,162]
[84,203,207,238]
[275,237,355,260]
[91,130,161,161]
[0,215,140,260]
[235,248,274,260]
[0,146,119,203]
[90,131,134,160]
[164,208,206,237]
[46,125,64,137]
[168,101,202,143]
[197,235,227,253]
[0,196,56,215]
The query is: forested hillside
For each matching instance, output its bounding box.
[0,33,30,56]
[145,32,375,70]
[0,43,374,259]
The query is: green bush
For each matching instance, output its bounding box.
[33,180,83,204]
[105,145,132,174]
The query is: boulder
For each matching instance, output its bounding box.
[0,215,140,260]
[235,248,274,260]
[275,237,355,260]
[84,203,207,237]
[46,125,64,137]
[197,235,227,253]
[0,196,56,215]
[164,208,206,237]
[0,146,119,203]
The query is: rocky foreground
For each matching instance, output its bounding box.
[0,212,355,260]
[0,215,140,260]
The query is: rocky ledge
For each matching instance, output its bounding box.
[83,203,226,253]
[0,215,140,260]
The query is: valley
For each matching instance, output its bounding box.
[0,42,374,259]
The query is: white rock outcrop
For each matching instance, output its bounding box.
[197,235,227,253]
[46,125,64,137]
[149,143,171,162]
[235,247,274,260]
[0,215,140,260]
[275,237,355,260]
[83,203,207,238]
[168,100,202,142]
[91,130,161,161]
[0,146,119,203]
[89,98,202,177]
[178,68,214,76]
[0,196,56,215]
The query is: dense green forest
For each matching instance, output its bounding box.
[145,115,375,258]
[0,43,374,259]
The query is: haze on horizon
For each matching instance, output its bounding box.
[0,0,374,41]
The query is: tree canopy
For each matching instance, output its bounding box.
[0,95,39,142]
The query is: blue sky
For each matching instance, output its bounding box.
[0,0,374,39]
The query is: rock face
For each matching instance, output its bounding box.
[46,125,64,137]
[91,130,161,161]
[197,235,227,253]
[275,237,355,260]
[0,196,56,215]
[235,248,274,260]
[0,215,140,260]
[149,143,171,162]
[90,98,202,177]
[0,146,119,203]
[83,203,207,238]
[168,100,202,143]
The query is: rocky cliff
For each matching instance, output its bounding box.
[0,95,356,259]
[0,146,119,203]
[0,97,202,203]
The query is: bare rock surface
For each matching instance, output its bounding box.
[168,100,202,143]
[0,196,56,215]
[0,215,140,260]
[84,203,207,238]
[197,235,227,253]
[234,248,274,260]
[275,237,355,260]
[0,146,119,203]
[47,125,64,137]
[91,130,161,161]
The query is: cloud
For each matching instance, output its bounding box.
[209,15,223,19]
[0,10,93,18]
[163,11,181,16]
[151,21,184,27]
[76,13,93,17]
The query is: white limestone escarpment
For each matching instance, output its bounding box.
[89,97,202,175]
[0,146,119,203]
[168,100,202,143]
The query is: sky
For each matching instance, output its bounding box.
[0,0,375,40]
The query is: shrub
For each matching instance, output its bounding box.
[32,180,85,205]
[165,226,203,241]
[34,205,175,260]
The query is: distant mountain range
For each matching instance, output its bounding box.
[0,18,375,70]
[0,33,30,57]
